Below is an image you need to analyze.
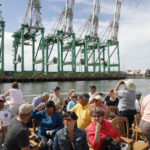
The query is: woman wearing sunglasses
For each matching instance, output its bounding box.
[86,107,120,150]
[53,111,89,150]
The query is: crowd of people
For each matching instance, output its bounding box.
[0,79,148,150]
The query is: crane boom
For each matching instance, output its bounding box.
[22,0,42,28]
[111,0,122,42]
[91,0,101,38]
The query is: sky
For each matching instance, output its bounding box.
[1,0,150,71]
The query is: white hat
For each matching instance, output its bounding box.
[19,104,33,115]
[93,95,103,101]
[124,79,136,91]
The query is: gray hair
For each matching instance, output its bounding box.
[42,92,49,99]
[90,107,105,117]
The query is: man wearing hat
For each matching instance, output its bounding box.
[3,103,43,150]
[49,86,64,109]
[89,85,97,102]
[114,79,136,127]
[71,93,92,130]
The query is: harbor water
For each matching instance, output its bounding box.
[0,79,150,102]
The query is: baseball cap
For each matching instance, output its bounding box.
[54,86,60,91]
[19,104,33,115]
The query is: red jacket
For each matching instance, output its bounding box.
[86,119,120,150]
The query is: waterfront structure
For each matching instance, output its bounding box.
[45,0,121,75]
[1,0,122,80]
[0,4,4,73]
[12,0,45,74]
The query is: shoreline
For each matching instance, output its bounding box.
[0,74,125,83]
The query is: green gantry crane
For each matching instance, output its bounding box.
[12,0,45,74]
[0,4,4,73]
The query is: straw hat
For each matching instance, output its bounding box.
[124,79,136,91]
[93,95,103,101]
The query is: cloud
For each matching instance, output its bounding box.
[119,0,150,70]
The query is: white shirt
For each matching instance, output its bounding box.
[9,89,24,105]
[89,92,96,102]
[0,106,16,126]
[135,99,142,113]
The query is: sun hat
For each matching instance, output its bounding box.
[19,104,33,115]
[69,89,76,95]
[71,92,78,97]
[124,79,136,91]
[92,95,103,102]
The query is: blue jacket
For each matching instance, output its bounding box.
[31,109,64,136]
[53,127,89,150]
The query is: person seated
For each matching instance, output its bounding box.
[31,101,64,150]
[135,92,142,113]
[67,92,78,111]
[71,93,92,130]
[49,86,64,110]
[0,95,16,146]
[86,107,121,150]
[4,82,24,115]
[90,95,109,118]
[3,103,44,150]
[89,85,97,102]
[104,89,119,106]
[63,89,76,113]
[32,92,49,109]
[0,95,16,127]
[53,111,89,150]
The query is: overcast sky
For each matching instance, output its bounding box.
[1,0,150,71]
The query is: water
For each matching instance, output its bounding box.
[0,79,150,102]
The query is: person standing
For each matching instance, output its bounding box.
[3,103,43,150]
[114,79,136,127]
[4,82,24,114]
[49,86,64,109]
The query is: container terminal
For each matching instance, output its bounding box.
[0,0,124,82]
